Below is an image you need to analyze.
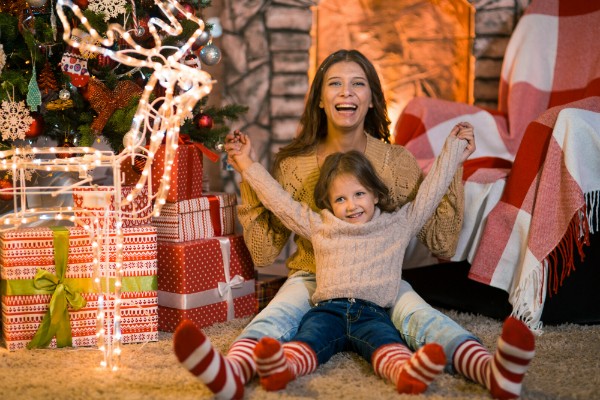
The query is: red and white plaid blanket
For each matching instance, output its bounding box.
[395,0,600,332]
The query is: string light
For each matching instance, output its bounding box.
[0,0,214,369]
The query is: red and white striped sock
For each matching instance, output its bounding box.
[173,320,257,400]
[373,343,446,394]
[253,337,317,391]
[453,317,535,399]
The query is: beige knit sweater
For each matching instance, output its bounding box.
[237,134,464,275]
[241,136,467,307]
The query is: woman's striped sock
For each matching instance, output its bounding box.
[173,320,257,400]
[453,316,535,399]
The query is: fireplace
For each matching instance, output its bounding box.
[311,0,475,135]
[215,0,527,193]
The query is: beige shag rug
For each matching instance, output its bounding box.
[2,309,599,400]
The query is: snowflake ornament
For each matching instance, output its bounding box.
[0,44,6,75]
[0,100,34,141]
[6,148,35,182]
[88,0,128,21]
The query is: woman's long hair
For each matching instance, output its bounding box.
[272,49,391,174]
[314,150,395,213]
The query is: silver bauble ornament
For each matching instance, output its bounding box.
[192,30,212,50]
[199,44,221,66]
[59,88,71,100]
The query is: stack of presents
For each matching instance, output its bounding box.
[0,141,286,351]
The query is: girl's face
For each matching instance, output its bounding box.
[328,173,378,224]
[319,61,373,134]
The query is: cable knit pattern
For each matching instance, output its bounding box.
[237,135,464,273]
[242,136,467,307]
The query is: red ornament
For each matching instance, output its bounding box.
[73,0,88,8]
[56,140,75,159]
[0,178,13,201]
[26,112,45,138]
[132,155,147,174]
[194,113,214,130]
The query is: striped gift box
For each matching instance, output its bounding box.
[152,192,236,242]
[0,225,158,351]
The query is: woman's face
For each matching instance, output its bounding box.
[319,61,373,135]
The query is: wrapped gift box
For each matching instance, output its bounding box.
[152,141,203,202]
[157,235,256,332]
[255,273,288,312]
[152,192,236,242]
[72,185,150,228]
[0,226,158,351]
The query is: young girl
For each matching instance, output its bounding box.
[176,123,512,396]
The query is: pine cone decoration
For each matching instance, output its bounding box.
[38,61,59,96]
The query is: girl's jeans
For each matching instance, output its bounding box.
[238,271,478,372]
[293,298,406,365]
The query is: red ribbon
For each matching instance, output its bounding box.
[178,134,220,163]
[206,195,223,237]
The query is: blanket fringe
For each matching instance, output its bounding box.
[545,195,596,297]
[512,190,599,334]
[586,190,599,234]
[510,265,545,335]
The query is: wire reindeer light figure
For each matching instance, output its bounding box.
[0,0,214,369]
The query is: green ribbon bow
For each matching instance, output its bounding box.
[26,227,87,349]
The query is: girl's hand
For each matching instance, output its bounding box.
[452,122,476,162]
[225,130,254,172]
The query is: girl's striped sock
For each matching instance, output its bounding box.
[373,343,446,394]
[253,337,317,391]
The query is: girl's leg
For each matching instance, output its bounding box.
[253,338,317,391]
[253,301,347,391]
[347,301,446,395]
[173,272,316,399]
[373,343,446,395]
[453,316,535,399]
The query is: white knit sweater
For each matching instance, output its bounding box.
[242,136,467,307]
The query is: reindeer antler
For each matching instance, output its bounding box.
[55,0,214,216]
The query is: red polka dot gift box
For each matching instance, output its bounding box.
[152,192,236,242]
[0,226,158,351]
[72,185,151,229]
[157,235,257,332]
[151,139,204,203]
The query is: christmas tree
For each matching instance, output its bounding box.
[0,0,247,158]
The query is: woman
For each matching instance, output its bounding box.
[173,50,534,400]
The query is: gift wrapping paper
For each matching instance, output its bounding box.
[152,143,203,202]
[0,226,158,351]
[72,185,150,229]
[157,235,256,332]
[255,273,288,312]
[152,192,236,242]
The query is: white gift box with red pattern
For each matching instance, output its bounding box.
[152,192,236,242]
[0,226,158,351]
[157,234,256,332]
[72,185,150,229]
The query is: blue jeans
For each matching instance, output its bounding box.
[293,298,405,365]
[238,272,478,372]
